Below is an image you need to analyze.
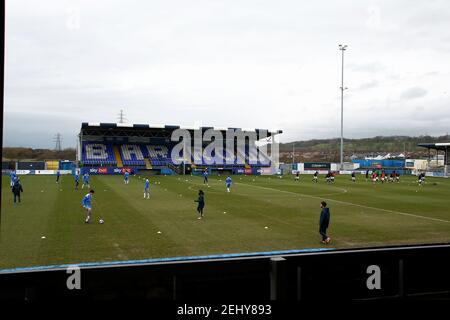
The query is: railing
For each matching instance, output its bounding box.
[1,243,449,301]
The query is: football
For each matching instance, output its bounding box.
[99,219,104,224]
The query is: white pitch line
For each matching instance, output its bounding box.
[237,182,450,224]
[305,188,348,197]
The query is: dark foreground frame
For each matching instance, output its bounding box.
[1,243,449,301]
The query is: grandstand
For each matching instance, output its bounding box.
[418,142,450,176]
[77,123,282,175]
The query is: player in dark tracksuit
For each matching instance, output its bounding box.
[74,172,80,190]
[312,171,318,183]
[194,190,205,219]
[56,170,60,183]
[203,170,208,184]
[319,201,331,244]
[12,179,24,204]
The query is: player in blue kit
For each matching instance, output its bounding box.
[144,178,150,199]
[225,176,232,192]
[82,190,95,223]
[124,171,130,184]
[10,170,18,188]
[56,170,61,183]
[82,173,90,189]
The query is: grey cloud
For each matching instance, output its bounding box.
[3,112,81,148]
[4,0,450,147]
[357,80,379,90]
[400,87,428,100]
[349,61,386,73]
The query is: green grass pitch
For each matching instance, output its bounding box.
[1,174,450,269]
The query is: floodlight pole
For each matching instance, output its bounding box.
[292,143,295,166]
[183,138,186,175]
[339,44,348,170]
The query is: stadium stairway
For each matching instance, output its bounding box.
[113,145,123,168]
[167,163,180,174]
[144,158,152,169]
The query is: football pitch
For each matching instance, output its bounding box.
[1,174,450,269]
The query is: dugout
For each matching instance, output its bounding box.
[418,142,450,176]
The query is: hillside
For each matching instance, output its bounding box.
[279,135,449,163]
[2,148,76,161]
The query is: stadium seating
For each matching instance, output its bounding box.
[120,144,146,166]
[82,143,116,165]
[145,145,174,166]
[82,142,271,167]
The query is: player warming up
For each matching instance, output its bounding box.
[312,171,318,183]
[225,176,232,192]
[351,171,356,182]
[194,190,205,219]
[124,171,130,184]
[389,172,394,183]
[372,172,378,184]
[381,170,386,184]
[144,178,150,199]
[82,173,90,189]
[10,170,18,188]
[295,171,300,181]
[203,169,209,184]
[82,190,95,224]
[12,178,24,204]
[74,172,80,190]
[319,201,331,244]
[418,172,425,186]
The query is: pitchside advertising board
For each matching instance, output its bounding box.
[14,170,73,175]
[193,167,271,175]
[81,167,136,175]
[303,162,331,170]
[232,167,264,175]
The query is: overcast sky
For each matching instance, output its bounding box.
[4,0,450,148]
